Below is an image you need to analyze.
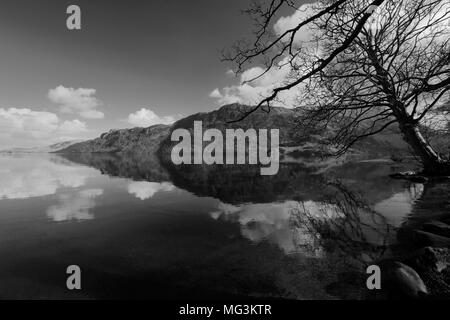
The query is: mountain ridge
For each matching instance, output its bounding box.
[57,104,410,162]
[0,140,82,154]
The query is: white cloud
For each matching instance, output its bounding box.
[127,108,177,127]
[209,88,223,99]
[210,59,298,107]
[208,4,316,108]
[367,1,450,44]
[128,181,175,200]
[212,1,450,112]
[57,119,87,135]
[226,69,236,76]
[48,85,104,119]
[273,4,316,46]
[0,107,90,147]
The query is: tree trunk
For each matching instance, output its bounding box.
[399,122,450,175]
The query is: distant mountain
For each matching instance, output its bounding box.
[158,104,411,161]
[59,124,171,154]
[57,104,304,155]
[0,140,82,154]
[157,104,306,162]
[56,104,411,161]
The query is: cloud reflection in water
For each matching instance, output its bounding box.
[47,189,103,222]
[0,155,93,200]
[127,181,175,200]
[210,201,343,257]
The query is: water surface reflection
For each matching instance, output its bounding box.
[0,152,439,299]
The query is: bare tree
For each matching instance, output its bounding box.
[225,0,450,175]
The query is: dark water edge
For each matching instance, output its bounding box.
[0,153,449,299]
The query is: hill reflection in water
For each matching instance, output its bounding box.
[0,152,433,299]
[61,153,421,264]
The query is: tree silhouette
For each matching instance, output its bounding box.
[225,0,450,175]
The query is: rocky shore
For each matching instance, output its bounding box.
[370,182,450,299]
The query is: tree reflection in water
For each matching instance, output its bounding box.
[58,152,429,298]
[291,181,394,268]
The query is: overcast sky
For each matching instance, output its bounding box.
[0,0,307,148]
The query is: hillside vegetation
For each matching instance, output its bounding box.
[57,104,414,161]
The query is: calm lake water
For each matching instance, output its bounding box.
[0,153,447,299]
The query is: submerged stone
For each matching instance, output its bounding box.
[391,261,428,298]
